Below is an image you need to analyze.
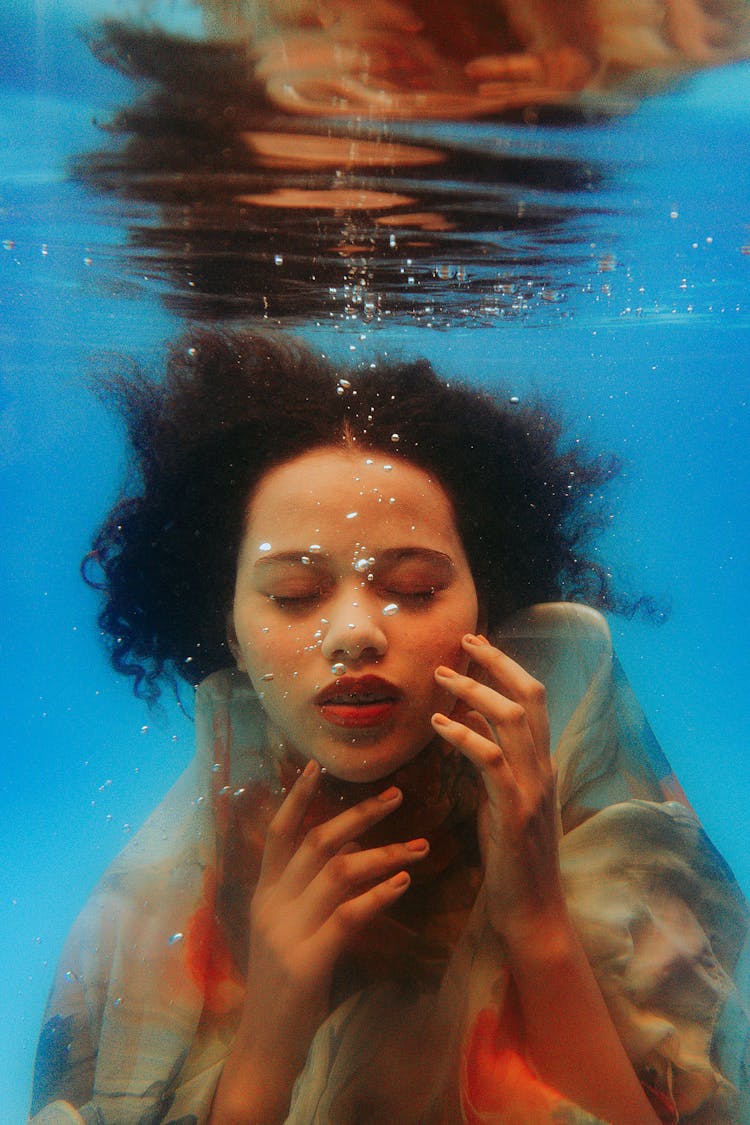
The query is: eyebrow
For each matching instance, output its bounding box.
[253,547,455,569]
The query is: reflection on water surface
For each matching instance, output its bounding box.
[73,1,749,325]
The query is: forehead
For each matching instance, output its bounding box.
[245,446,461,550]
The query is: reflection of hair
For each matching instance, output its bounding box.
[85,330,625,701]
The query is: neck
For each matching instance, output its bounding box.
[272,735,480,850]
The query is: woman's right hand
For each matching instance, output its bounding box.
[210,758,429,1125]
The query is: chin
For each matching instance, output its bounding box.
[319,736,428,785]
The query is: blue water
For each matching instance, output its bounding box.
[2,3,749,1119]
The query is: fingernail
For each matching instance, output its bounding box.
[378,786,401,803]
[435,665,457,678]
[406,837,429,853]
[303,759,319,778]
[390,871,410,889]
[464,633,489,646]
[431,712,451,727]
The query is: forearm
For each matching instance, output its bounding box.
[505,914,660,1125]
[209,991,325,1125]
[209,1046,300,1125]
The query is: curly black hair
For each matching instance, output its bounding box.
[84,330,626,702]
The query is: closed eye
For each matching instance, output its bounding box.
[382,585,439,604]
[269,591,322,609]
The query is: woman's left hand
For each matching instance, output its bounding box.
[431,633,565,948]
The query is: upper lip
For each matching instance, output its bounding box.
[315,675,402,705]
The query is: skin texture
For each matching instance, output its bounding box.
[229,447,480,783]
[211,447,659,1125]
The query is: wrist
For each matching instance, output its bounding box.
[494,901,578,971]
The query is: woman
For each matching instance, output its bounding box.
[29,332,749,1124]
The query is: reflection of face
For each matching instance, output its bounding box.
[230,447,479,783]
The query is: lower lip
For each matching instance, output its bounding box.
[318,700,397,728]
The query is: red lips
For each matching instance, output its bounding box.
[315,675,402,729]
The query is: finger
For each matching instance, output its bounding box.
[463,707,497,744]
[259,758,322,887]
[463,635,551,760]
[310,870,413,961]
[435,666,542,781]
[280,786,404,897]
[300,837,430,931]
[431,710,518,805]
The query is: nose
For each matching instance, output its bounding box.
[320,586,388,664]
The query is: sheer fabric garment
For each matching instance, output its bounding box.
[29,603,750,1124]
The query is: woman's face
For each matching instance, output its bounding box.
[230,447,479,782]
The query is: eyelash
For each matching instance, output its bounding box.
[268,587,439,609]
[268,593,321,609]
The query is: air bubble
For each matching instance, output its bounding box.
[259,542,272,552]
[346,511,358,519]
[309,544,322,552]
[382,603,399,616]
[509,395,520,404]
[391,433,400,443]
[354,557,373,573]
[274,254,284,265]
[331,662,347,676]
[301,556,311,565]
[112,996,123,1007]
[261,672,275,682]
[383,464,393,471]
[169,932,184,945]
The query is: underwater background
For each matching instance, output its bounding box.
[2,1,749,1119]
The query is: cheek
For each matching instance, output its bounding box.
[242,620,324,681]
